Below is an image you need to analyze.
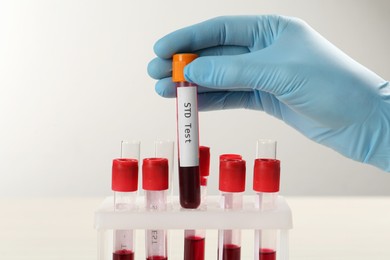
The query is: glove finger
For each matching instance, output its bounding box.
[198,91,260,111]
[147,58,171,80]
[148,46,249,80]
[156,80,285,120]
[155,77,175,98]
[185,53,302,97]
[155,77,224,98]
[154,15,289,59]
[197,45,249,56]
[184,54,255,90]
[198,90,284,120]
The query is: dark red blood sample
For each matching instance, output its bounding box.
[184,236,205,260]
[113,250,134,260]
[146,256,168,260]
[222,244,241,260]
[179,166,200,209]
[259,248,276,260]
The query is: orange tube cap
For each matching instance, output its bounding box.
[172,53,198,82]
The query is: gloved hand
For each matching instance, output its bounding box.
[147,15,390,171]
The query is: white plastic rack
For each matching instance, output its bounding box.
[94,195,292,260]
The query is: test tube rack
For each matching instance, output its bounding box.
[94,195,292,260]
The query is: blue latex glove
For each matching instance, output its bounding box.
[147,15,390,171]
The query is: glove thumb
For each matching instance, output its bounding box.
[183,53,288,95]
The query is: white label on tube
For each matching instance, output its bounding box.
[177,86,199,167]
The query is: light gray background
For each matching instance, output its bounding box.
[0,0,389,197]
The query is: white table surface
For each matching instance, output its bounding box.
[0,197,389,260]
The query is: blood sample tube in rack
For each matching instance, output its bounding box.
[254,139,280,260]
[143,158,169,260]
[218,158,246,260]
[111,159,138,260]
[184,146,210,260]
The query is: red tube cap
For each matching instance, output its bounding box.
[219,159,246,192]
[199,146,210,178]
[220,154,242,161]
[111,159,138,192]
[200,176,208,186]
[253,159,280,192]
[142,158,169,191]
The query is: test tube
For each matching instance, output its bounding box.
[121,140,141,161]
[199,146,211,206]
[218,158,246,260]
[154,140,174,198]
[143,158,169,260]
[173,53,201,209]
[256,139,277,159]
[111,158,139,260]
[184,146,210,260]
[253,140,280,260]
